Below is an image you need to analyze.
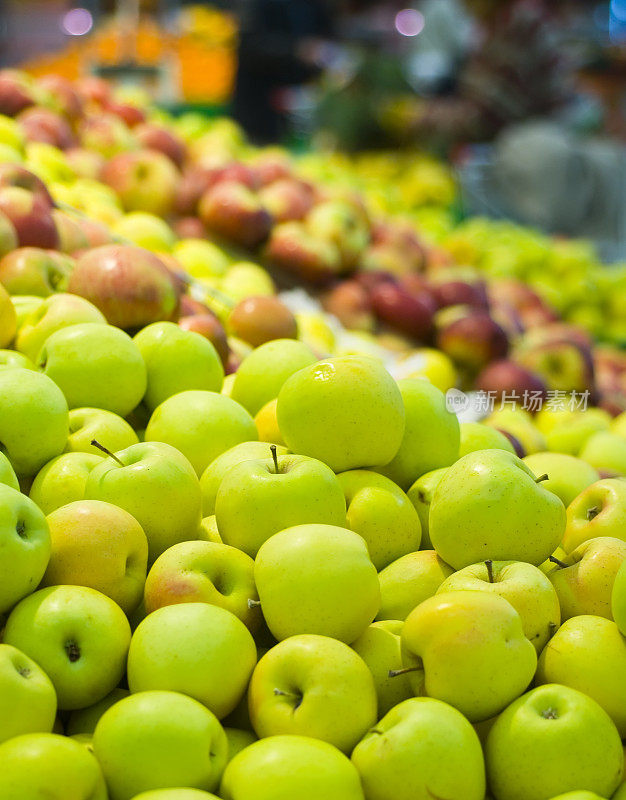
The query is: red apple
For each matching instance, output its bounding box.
[52,209,89,254]
[179,313,229,366]
[199,181,272,250]
[79,217,114,248]
[174,167,217,216]
[0,186,58,249]
[475,360,548,400]
[249,153,292,186]
[371,221,425,270]
[101,150,179,217]
[135,123,187,168]
[68,244,180,330]
[65,147,105,180]
[78,114,136,158]
[0,209,18,257]
[264,221,342,285]
[514,324,595,394]
[75,76,112,107]
[359,242,415,278]
[228,295,298,347]
[322,281,375,331]
[0,247,74,296]
[102,99,146,128]
[173,217,207,240]
[437,312,509,373]
[431,279,489,310]
[369,280,435,342]
[0,164,54,207]
[17,107,75,150]
[39,75,84,120]
[258,178,314,222]
[0,70,34,116]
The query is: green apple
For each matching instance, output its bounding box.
[400,591,537,722]
[547,793,606,800]
[612,559,626,636]
[351,697,485,800]
[93,690,228,799]
[224,727,256,762]
[4,585,131,710]
[248,634,377,752]
[0,348,35,371]
[0,113,25,151]
[220,261,275,302]
[563,479,626,553]
[134,322,224,412]
[113,211,177,252]
[128,603,257,719]
[406,467,448,549]
[376,550,454,621]
[146,390,257,476]
[84,441,202,563]
[537,615,626,736]
[0,643,56,743]
[549,537,626,621]
[0,484,51,613]
[38,323,147,417]
[254,523,380,642]
[276,356,405,473]
[438,560,561,652]
[200,440,288,516]
[255,398,285,444]
[216,452,346,557]
[41,499,148,614]
[546,413,611,456]
[0,733,107,799]
[351,620,413,715]
[486,408,547,455]
[429,450,566,569]
[30,452,103,515]
[580,432,626,476]
[173,238,230,278]
[613,410,626,439]
[144,540,260,630]
[198,515,222,543]
[133,791,221,800]
[485,684,623,800]
[523,452,600,506]
[220,734,365,800]
[11,295,45,328]
[230,338,317,416]
[338,469,420,570]
[16,292,106,361]
[66,406,139,456]
[0,449,19,489]
[458,422,515,458]
[66,688,129,736]
[375,379,459,490]
[0,367,68,476]
[615,784,626,800]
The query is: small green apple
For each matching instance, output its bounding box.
[198,514,222,543]
[458,422,515,458]
[485,684,623,800]
[128,603,257,719]
[406,467,448,549]
[173,238,230,278]
[0,643,57,743]
[0,348,35,371]
[29,452,103,515]
[93,690,228,799]
[248,634,377,753]
[612,559,626,636]
[254,523,380,642]
[134,322,224,412]
[66,407,139,456]
[580,432,626,476]
[276,356,405,473]
[376,550,454,621]
[546,414,611,456]
[113,211,177,252]
[0,449,19,489]
[547,793,606,800]
[351,620,412,715]
[133,791,221,800]
[146,390,257,476]
[351,697,486,800]
[224,727,256,763]
[563,479,626,553]
[523,452,600,507]
[38,323,147,417]
[66,688,129,736]
[4,585,131,710]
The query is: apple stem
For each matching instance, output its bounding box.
[247,598,262,609]
[485,560,494,583]
[273,688,303,709]
[548,621,559,639]
[388,666,420,678]
[91,439,124,466]
[270,444,280,474]
[535,474,549,483]
[549,556,568,569]
[587,505,600,521]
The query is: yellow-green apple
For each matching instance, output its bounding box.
[78,112,136,158]
[537,615,626,736]
[254,524,380,642]
[83,441,202,563]
[546,413,611,456]
[612,560,626,635]
[0,733,107,800]
[580,432,626,476]
[200,441,288,516]
[101,149,179,217]
[11,293,44,327]
[264,220,343,285]
[0,450,18,489]
[0,207,17,257]
[41,499,148,614]
[38,322,147,417]
[438,560,560,652]
[255,399,284,444]
[66,688,129,736]
[277,356,405,473]
[113,211,177,252]
[393,347,457,393]
[400,591,537,721]
[68,244,180,330]
[458,422,515,458]
[307,198,369,270]
[351,697,486,800]
[563,479,626,553]
[220,735,365,800]
[66,407,139,456]
[224,728,256,762]
[144,540,260,630]
[0,483,51,613]
[215,452,346,558]
[0,643,56,743]
[134,322,224,412]
[199,181,272,250]
[51,209,89,255]
[485,684,623,800]
[351,620,412,715]
[173,238,229,278]
[220,262,276,303]
[16,292,106,361]
[514,324,596,394]
[375,379,459,490]
[523,452,600,507]
[338,469,421,569]
[0,348,35,371]
[549,537,626,620]
[30,452,103,514]
[547,793,606,800]
[145,390,257,476]
[406,467,448,549]
[376,550,454,621]
[0,367,68,476]
[4,585,131,710]
[230,339,316,417]
[179,313,229,368]
[18,106,75,149]
[429,450,566,569]
[258,177,314,222]
[133,792,220,800]
[0,281,16,346]
[128,603,256,719]
[227,296,298,349]
[486,408,547,455]
[197,515,222,543]
[248,634,376,752]
[93,690,227,799]
[0,187,59,249]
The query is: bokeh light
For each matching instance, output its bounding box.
[61,8,94,36]
[395,9,425,38]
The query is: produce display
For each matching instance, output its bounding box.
[0,68,626,800]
